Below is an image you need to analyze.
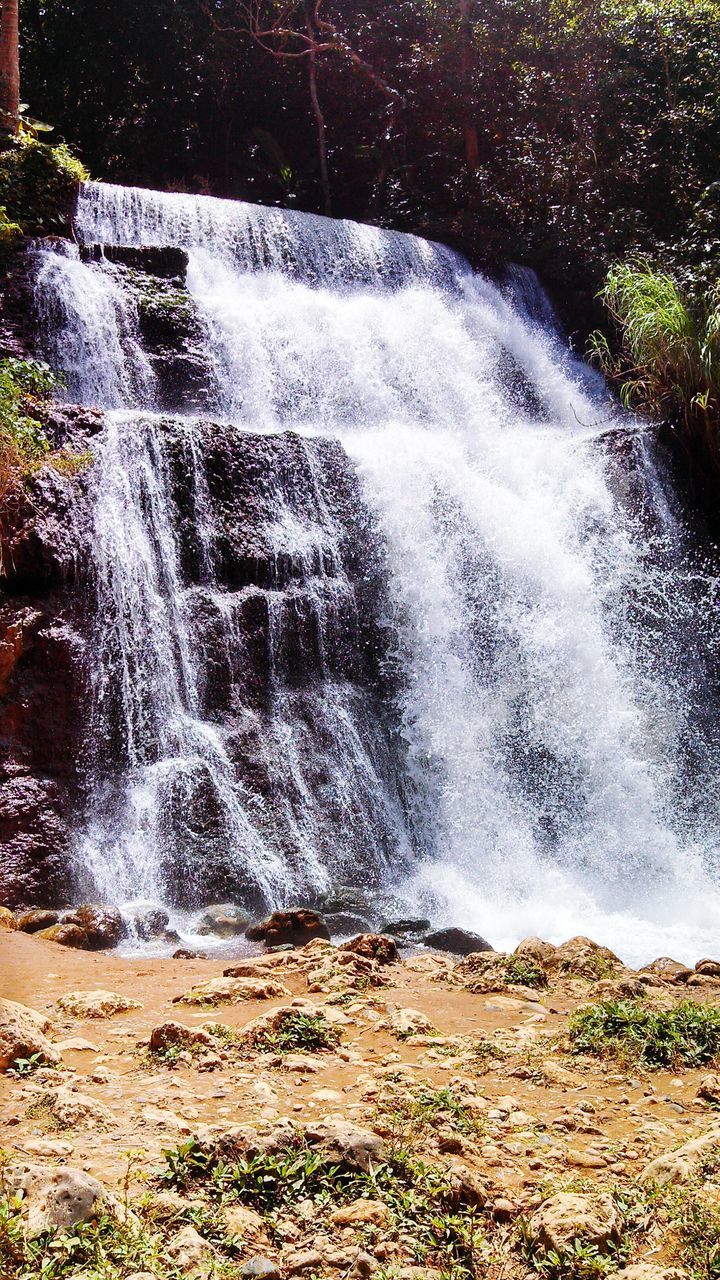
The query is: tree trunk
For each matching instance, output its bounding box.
[459,0,479,171]
[0,0,20,138]
[305,7,331,215]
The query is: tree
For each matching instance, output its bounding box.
[219,0,399,215]
[0,0,20,137]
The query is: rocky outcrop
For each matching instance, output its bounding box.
[0,997,59,1072]
[246,909,331,948]
[0,412,94,909]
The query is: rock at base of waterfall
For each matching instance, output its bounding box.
[380,918,431,938]
[196,903,253,937]
[133,908,170,940]
[341,933,399,965]
[62,904,125,950]
[0,907,17,930]
[0,997,59,1072]
[422,927,493,956]
[245,909,331,948]
[37,922,91,948]
[324,911,375,937]
[16,908,60,933]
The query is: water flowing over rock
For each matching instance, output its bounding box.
[3,179,720,961]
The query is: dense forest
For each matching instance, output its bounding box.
[6,0,718,475]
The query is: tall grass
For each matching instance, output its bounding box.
[590,262,720,431]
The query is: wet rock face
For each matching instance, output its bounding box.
[0,437,93,908]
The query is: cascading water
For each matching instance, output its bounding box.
[31,181,720,962]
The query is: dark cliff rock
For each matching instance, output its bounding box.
[0,410,94,908]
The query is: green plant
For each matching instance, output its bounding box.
[7,1053,44,1077]
[589,261,720,430]
[568,998,720,1069]
[248,1011,341,1055]
[501,956,549,989]
[0,356,90,518]
[0,136,87,236]
[525,1236,622,1280]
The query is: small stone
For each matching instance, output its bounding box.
[304,1118,386,1171]
[492,1198,516,1221]
[167,1224,215,1273]
[331,1199,389,1227]
[389,1006,435,1038]
[240,1259,281,1280]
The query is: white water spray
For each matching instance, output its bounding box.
[32,181,720,963]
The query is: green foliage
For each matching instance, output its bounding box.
[524,1236,622,1280]
[590,261,719,418]
[160,1138,483,1280]
[0,136,88,237]
[500,956,548,988]
[248,1011,341,1054]
[7,1053,44,1078]
[568,998,720,1069]
[0,357,91,513]
[376,1084,480,1153]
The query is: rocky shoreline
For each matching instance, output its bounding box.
[2,922,720,1279]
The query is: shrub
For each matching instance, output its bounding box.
[568,999,720,1069]
[0,357,91,519]
[589,261,720,430]
[0,137,88,237]
[248,1011,340,1054]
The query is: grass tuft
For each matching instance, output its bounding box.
[568,998,720,1069]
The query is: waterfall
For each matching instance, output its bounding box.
[31,181,720,962]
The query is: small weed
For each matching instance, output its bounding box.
[568,999,720,1069]
[7,1053,44,1078]
[248,1011,340,1055]
[501,956,549,989]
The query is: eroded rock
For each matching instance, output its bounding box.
[528,1192,621,1255]
[246,909,331,948]
[5,1164,117,1237]
[56,990,142,1019]
[0,997,59,1072]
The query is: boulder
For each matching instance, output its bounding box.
[6,1164,117,1237]
[381,918,431,937]
[527,1192,622,1255]
[0,997,59,1072]
[304,1118,386,1171]
[697,1073,720,1104]
[389,1006,435,1038]
[196,903,252,938]
[640,957,690,980]
[246,909,330,948]
[554,936,621,978]
[341,934,398,965]
[37,923,90,949]
[16,908,59,933]
[514,936,557,964]
[641,1121,720,1185]
[134,908,170,940]
[56,990,142,1019]
[422,927,493,956]
[62,904,124,950]
[0,906,18,930]
[173,976,290,1006]
[325,912,375,937]
[695,957,720,978]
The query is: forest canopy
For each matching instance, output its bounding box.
[19,0,720,297]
